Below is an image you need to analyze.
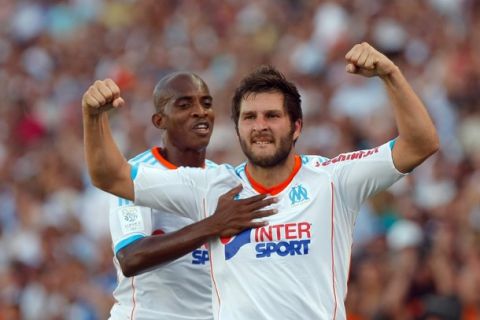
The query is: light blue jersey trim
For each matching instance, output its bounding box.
[205,159,219,168]
[118,198,133,206]
[147,157,159,165]
[114,234,145,254]
[235,163,246,177]
[131,164,139,180]
[129,150,152,164]
[389,139,397,150]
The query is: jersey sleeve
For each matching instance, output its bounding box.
[109,195,153,255]
[325,140,406,213]
[132,164,208,222]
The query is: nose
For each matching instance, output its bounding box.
[252,116,268,131]
[191,101,208,118]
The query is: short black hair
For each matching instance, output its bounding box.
[153,72,206,113]
[231,65,302,129]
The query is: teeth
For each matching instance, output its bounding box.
[194,124,208,129]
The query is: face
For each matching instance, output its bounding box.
[237,92,301,168]
[154,75,214,151]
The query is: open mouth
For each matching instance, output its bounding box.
[253,140,272,145]
[251,136,274,146]
[192,122,211,134]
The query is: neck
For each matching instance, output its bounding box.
[246,151,297,189]
[161,143,206,168]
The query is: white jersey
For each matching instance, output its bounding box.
[109,147,215,320]
[133,142,405,320]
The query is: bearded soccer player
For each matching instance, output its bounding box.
[83,43,439,319]
[84,72,276,319]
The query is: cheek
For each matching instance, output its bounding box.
[237,124,250,140]
[207,110,215,120]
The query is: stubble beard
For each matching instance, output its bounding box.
[239,129,295,168]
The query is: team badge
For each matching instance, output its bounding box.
[289,184,309,205]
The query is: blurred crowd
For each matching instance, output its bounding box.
[1,0,479,319]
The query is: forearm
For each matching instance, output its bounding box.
[117,217,220,277]
[83,110,132,199]
[118,186,279,276]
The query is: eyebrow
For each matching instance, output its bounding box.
[241,108,282,114]
[175,95,212,101]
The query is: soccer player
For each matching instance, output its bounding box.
[86,72,277,319]
[83,43,439,319]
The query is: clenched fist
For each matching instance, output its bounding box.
[82,79,125,115]
[345,42,398,78]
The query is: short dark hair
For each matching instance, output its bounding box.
[231,65,302,129]
[153,72,206,113]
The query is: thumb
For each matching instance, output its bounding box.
[227,184,243,197]
[112,97,125,108]
[346,63,357,74]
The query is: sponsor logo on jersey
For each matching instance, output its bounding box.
[222,222,311,260]
[192,249,209,265]
[321,147,379,166]
[221,229,251,260]
[120,207,145,234]
[289,185,309,205]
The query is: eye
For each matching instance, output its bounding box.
[177,102,192,109]
[267,113,280,118]
[202,99,213,109]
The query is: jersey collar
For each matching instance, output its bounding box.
[151,147,207,169]
[245,155,302,195]
[151,147,178,169]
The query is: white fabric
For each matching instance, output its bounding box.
[134,142,405,320]
[109,149,214,320]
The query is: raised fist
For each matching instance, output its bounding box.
[82,78,125,115]
[345,42,397,78]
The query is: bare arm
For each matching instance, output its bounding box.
[82,79,134,200]
[117,185,277,276]
[345,42,439,173]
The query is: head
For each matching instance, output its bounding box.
[151,72,214,152]
[231,66,302,167]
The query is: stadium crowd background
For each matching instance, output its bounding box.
[1,0,479,319]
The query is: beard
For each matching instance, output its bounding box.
[239,128,295,168]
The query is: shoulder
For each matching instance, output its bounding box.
[234,162,247,177]
[205,159,219,169]
[299,155,330,167]
[175,163,236,178]
[128,149,157,166]
[206,163,236,175]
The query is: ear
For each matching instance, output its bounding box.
[293,119,302,141]
[152,113,165,129]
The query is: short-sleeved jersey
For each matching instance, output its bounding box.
[133,142,405,320]
[109,147,215,320]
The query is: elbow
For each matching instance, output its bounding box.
[88,168,114,193]
[121,266,136,278]
[89,166,133,200]
[117,251,140,278]
[426,131,440,157]
[414,132,440,164]
[91,178,119,197]
[90,177,109,192]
